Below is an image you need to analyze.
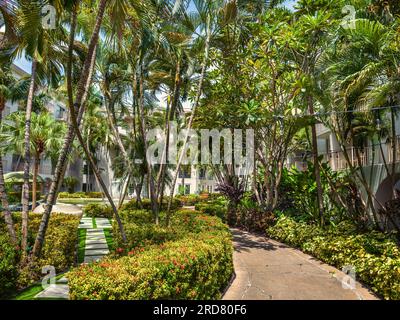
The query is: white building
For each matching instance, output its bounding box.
[1,63,83,192]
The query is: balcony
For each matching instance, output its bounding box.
[323,136,400,171]
[288,136,400,171]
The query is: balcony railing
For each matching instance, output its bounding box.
[289,136,400,171]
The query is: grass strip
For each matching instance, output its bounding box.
[78,228,87,264]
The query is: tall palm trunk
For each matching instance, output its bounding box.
[69,105,127,242]
[32,0,108,257]
[390,107,397,199]
[167,14,212,220]
[308,96,325,227]
[118,174,130,209]
[137,67,159,224]
[21,59,37,255]
[31,154,40,211]
[32,155,40,211]
[157,61,181,206]
[0,109,17,245]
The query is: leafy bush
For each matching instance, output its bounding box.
[278,166,367,227]
[86,192,103,198]
[121,198,182,211]
[83,203,113,219]
[7,191,41,204]
[195,202,227,222]
[58,192,103,199]
[267,216,400,299]
[68,210,233,300]
[0,234,18,297]
[0,213,80,293]
[175,194,201,206]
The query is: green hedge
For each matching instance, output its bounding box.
[58,192,103,199]
[68,210,233,300]
[7,191,42,204]
[195,202,227,222]
[121,198,182,211]
[0,213,80,296]
[83,203,113,219]
[267,216,400,300]
[0,234,18,297]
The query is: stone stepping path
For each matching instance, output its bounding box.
[34,217,112,300]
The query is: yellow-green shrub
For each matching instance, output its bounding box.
[0,213,80,293]
[83,203,113,219]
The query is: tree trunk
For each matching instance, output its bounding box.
[167,14,212,221]
[308,96,325,227]
[31,154,40,211]
[137,67,159,224]
[21,59,37,255]
[0,108,17,245]
[118,174,130,209]
[391,107,397,199]
[32,0,107,257]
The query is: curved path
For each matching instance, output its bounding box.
[223,229,378,300]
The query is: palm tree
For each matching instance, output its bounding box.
[33,0,112,257]
[316,17,400,228]
[166,0,213,217]
[0,63,27,245]
[2,111,66,211]
[1,0,65,254]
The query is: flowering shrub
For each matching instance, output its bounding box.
[0,213,80,294]
[267,216,400,299]
[83,203,113,219]
[175,194,201,206]
[195,202,227,222]
[68,210,233,300]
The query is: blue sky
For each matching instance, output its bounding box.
[16,0,298,74]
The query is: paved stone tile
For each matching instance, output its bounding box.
[78,222,93,229]
[85,248,109,256]
[96,218,112,229]
[85,239,108,245]
[84,255,104,263]
[85,243,109,250]
[35,285,69,299]
[86,232,105,237]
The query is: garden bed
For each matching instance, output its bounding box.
[0,213,80,298]
[67,209,233,300]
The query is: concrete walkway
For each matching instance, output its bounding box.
[223,229,379,300]
[33,203,82,215]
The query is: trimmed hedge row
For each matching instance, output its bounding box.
[83,203,113,219]
[0,213,80,297]
[58,192,103,199]
[195,202,227,222]
[267,216,400,300]
[68,210,233,300]
[121,198,182,211]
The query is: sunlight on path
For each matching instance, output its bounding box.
[223,229,379,300]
